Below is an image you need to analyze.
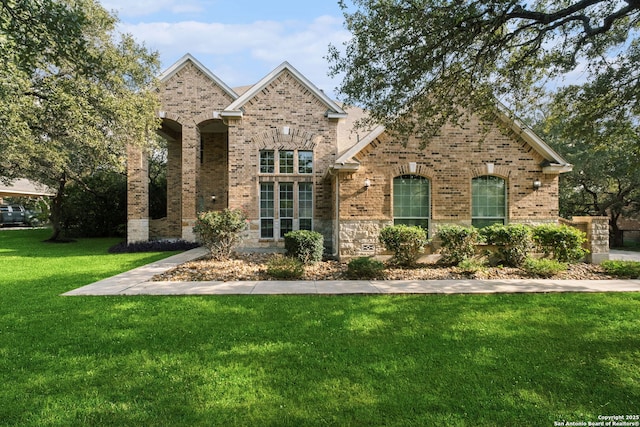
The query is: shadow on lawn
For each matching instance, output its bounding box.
[3,294,638,425]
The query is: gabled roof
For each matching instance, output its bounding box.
[494,103,572,173]
[0,178,55,197]
[334,107,572,174]
[160,53,239,101]
[222,61,347,120]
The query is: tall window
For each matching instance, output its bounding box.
[298,182,313,230]
[258,148,314,239]
[279,183,294,237]
[260,183,275,238]
[393,175,430,231]
[472,175,506,228]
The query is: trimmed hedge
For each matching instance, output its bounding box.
[532,224,588,263]
[284,230,324,264]
[436,225,479,265]
[480,223,533,267]
[379,224,428,266]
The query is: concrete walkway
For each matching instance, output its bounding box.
[62,247,640,296]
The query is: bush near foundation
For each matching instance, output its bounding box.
[193,209,247,260]
[532,224,588,263]
[436,225,479,265]
[284,230,324,264]
[379,224,428,266]
[480,223,533,267]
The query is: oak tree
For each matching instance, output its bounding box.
[0,0,160,240]
[329,0,640,139]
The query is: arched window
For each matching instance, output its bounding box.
[472,175,506,228]
[393,175,430,231]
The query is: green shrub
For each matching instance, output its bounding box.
[601,260,640,278]
[193,209,247,260]
[480,223,533,267]
[345,257,386,279]
[284,230,324,264]
[379,225,428,266]
[436,225,479,265]
[266,255,305,279]
[522,258,568,278]
[532,224,588,263]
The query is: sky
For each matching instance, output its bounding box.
[98,0,352,97]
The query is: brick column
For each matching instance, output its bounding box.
[181,123,199,241]
[127,144,149,243]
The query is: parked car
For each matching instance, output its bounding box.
[0,204,40,227]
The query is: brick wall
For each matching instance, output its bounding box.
[337,116,560,258]
[225,70,339,251]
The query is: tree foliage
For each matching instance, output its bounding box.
[329,0,640,139]
[0,0,160,240]
[536,85,640,247]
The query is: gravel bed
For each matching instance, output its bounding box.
[154,252,615,282]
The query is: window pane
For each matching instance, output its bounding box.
[279,150,294,174]
[298,182,313,219]
[260,183,274,238]
[298,151,313,174]
[260,150,274,173]
[260,183,274,217]
[280,219,293,237]
[261,219,274,238]
[472,176,506,226]
[299,218,312,231]
[279,183,294,218]
[393,175,430,218]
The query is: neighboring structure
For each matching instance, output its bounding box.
[127,53,573,259]
[0,178,54,204]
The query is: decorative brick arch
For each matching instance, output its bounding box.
[252,127,322,150]
[470,164,511,179]
[157,110,183,124]
[391,163,436,179]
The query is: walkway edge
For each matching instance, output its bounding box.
[62,248,640,296]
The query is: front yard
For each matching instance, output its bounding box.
[1,228,639,426]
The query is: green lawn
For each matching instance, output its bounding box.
[1,229,639,426]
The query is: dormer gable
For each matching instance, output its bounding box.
[160,53,239,102]
[221,61,347,120]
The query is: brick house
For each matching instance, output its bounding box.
[127,53,572,259]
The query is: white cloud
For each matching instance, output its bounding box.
[118,16,350,96]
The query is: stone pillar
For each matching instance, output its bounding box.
[576,216,610,264]
[181,123,199,241]
[127,144,149,243]
[562,216,610,264]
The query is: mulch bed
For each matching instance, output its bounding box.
[154,252,615,282]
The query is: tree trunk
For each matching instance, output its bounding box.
[609,212,624,248]
[47,175,66,241]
